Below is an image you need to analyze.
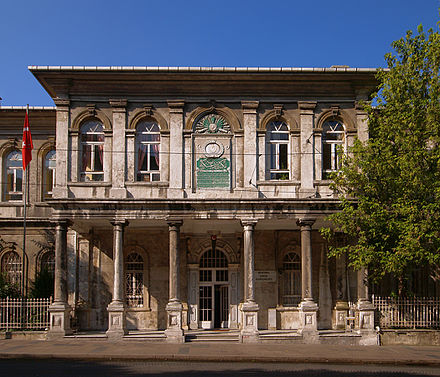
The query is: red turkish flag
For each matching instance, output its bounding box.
[22,110,33,170]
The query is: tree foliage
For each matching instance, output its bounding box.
[322,24,440,286]
[0,273,20,298]
[29,268,54,299]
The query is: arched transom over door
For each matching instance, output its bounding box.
[198,248,230,329]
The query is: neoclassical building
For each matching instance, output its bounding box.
[0,66,379,343]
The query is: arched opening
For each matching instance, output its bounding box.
[198,248,229,329]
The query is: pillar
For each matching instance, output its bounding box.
[298,101,316,197]
[242,101,259,190]
[165,220,185,343]
[357,267,375,331]
[52,100,70,198]
[48,220,72,338]
[106,220,128,340]
[240,219,259,343]
[168,100,184,198]
[296,218,318,335]
[334,252,349,329]
[109,99,127,198]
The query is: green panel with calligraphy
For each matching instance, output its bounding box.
[196,157,230,188]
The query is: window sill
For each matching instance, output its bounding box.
[68,182,112,187]
[256,180,300,186]
[126,182,169,187]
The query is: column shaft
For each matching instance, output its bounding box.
[54,221,68,303]
[297,218,315,301]
[168,221,182,303]
[242,221,256,303]
[111,221,127,303]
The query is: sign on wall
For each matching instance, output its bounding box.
[255,271,277,282]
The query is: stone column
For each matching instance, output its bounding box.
[106,220,128,340]
[298,102,317,197]
[242,101,259,190]
[168,100,184,198]
[357,267,375,332]
[334,253,349,330]
[52,100,70,199]
[48,220,72,338]
[356,101,369,144]
[240,220,259,343]
[296,218,318,335]
[110,99,127,198]
[165,220,185,343]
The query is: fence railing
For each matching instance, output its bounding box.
[0,297,52,330]
[372,295,440,329]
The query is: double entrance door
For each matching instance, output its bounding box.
[199,284,229,329]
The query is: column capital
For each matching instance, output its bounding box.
[54,99,70,109]
[109,99,127,111]
[241,100,259,114]
[167,100,185,113]
[51,219,71,230]
[298,101,317,113]
[167,219,183,229]
[110,219,129,228]
[296,218,315,228]
[241,219,258,229]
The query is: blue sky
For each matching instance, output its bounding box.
[1,0,439,106]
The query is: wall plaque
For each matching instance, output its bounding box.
[255,271,277,282]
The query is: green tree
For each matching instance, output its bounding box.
[29,268,54,298]
[0,273,21,298]
[321,23,440,293]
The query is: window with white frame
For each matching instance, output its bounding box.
[322,120,345,179]
[4,150,23,201]
[43,150,56,199]
[136,121,160,182]
[80,121,104,181]
[282,252,301,306]
[125,252,144,307]
[1,251,22,287]
[266,121,290,180]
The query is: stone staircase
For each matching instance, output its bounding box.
[185,329,240,343]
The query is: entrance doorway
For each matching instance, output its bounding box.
[198,249,229,329]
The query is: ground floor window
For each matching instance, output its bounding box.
[282,252,301,306]
[125,252,144,307]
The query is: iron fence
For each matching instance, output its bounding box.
[0,297,52,330]
[372,295,440,329]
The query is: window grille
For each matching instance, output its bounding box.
[282,252,301,306]
[136,121,160,182]
[1,251,22,288]
[40,251,55,276]
[125,253,144,307]
[5,151,23,201]
[80,121,104,181]
[266,121,290,180]
[322,120,345,179]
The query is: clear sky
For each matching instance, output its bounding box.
[1,0,439,106]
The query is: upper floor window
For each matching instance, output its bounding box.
[1,251,22,287]
[43,150,56,199]
[282,252,301,306]
[125,252,144,307]
[322,120,345,179]
[80,121,104,181]
[266,121,290,180]
[136,121,160,182]
[5,151,23,201]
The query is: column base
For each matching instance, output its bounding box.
[357,299,375,331]
[106,301,127,340]
[298,299,319,335]
[165,301,185,343]
[47,302,72,339]
[109,187,127,199]
[240,301,259,343]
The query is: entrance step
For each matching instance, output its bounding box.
[259,330,303,344]
[185,329,240,343]
[123,330,166,342]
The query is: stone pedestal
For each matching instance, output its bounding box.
[47,302,72,339]
[334,300,349,330]
[106,302,127,340]
[298,299,319,334]
[165,301,185,343]
[357,299,375,331]
[240,301,260,343]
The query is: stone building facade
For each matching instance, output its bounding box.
[0,66,379,343]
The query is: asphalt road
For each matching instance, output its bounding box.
[1,360,440,377]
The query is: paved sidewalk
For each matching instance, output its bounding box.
[0,340,440,366]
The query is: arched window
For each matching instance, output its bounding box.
[80,121,104,181]
[282,252,301,306]
[40,251,55,276]
[199,249,228,282]
[125,252,144,307]
[266,121,290,180]
[1,251,22,287]
[136,121,160,182]
[43,150,56,199]
[4,151,23,201]
[322,120,345,179]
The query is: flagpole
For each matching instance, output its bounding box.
[21,105,29,297]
